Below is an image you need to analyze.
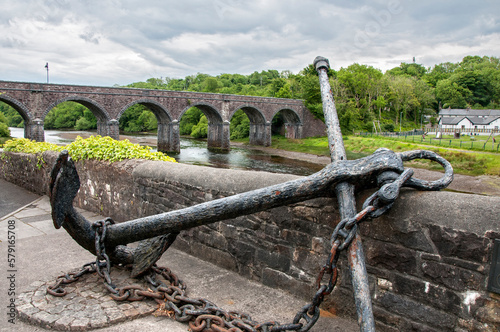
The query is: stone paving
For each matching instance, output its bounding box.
[16,267,157,330]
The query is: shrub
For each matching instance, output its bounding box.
[2,136,176,163]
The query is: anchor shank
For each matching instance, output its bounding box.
[315,56,376,331]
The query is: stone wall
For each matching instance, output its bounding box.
[1,150,499,331]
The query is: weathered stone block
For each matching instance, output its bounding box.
[421,259,483,291]
[282,229,312,248]
[375,290,456,330]
[256,248,290,272]
[228,241,256,265]
[364,239,417,275]
[428,225,490,263]
[392,273,462,314]
[361,217,436,253]
[292,247,323,275]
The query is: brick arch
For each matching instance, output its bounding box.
[230,105,266,125]
[117,98,172,123]
[179,102,228,150]
[272,107,302,125]
[272,108,303,139]
[230,105,270,146]
[0,94,33,122]
[179,102,223,124]
[43,96,110,123]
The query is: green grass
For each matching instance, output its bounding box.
[266,135,500,177]
[363,133,500,152]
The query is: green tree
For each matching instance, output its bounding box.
[385,75,420,125]
[387,62,427,78]
[230,110,250,139]
[191,115,208,138]
[372,96,387,120]
[425,62,458,87]
[0,123,9,137]
[0,111,10,137]
[119,104,157,132]
[179,107,203,135]
[202,77,220,92]
[337,63,383,114]
[299,74,323,121]
[436,80,471,108]
[275,83,293,99]
[44,102,88,129]
[0,102,24,127]
[75,117,93,130]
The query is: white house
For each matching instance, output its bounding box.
[438,108,500,132]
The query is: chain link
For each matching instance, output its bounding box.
[47,169,415,331]
[47,262,98,296]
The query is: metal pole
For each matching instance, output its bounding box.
[314,56,375,331]
[45,62,49,83]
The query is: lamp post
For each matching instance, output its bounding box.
[45,62,49,83]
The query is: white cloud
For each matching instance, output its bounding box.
[0,0,499,85]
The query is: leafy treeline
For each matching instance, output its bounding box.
[125,55,500,134]
[1,56,499,137]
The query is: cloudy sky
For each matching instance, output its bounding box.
[1,0,499,86]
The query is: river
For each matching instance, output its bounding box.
[8,128,323,176]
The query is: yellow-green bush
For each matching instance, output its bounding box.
[2,136,177,163]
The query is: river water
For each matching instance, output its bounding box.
[8,127,323,176]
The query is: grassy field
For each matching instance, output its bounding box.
[361,133,500,152]
[268,135,500,177]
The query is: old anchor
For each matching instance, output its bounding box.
[47,57,453,331]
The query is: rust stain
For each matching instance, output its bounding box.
[348,239,360,268]
[275,190,281,195]
[320,308,337,318]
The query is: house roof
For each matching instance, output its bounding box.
[439,109,500,117]
[440,115,500,126]
[440,116,466,125]
[467,116,500,125]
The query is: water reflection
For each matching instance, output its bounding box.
[8,128,323,176]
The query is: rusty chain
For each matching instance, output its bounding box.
[46,261,98,297]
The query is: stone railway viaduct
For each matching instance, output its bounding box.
[0,81,326,152]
